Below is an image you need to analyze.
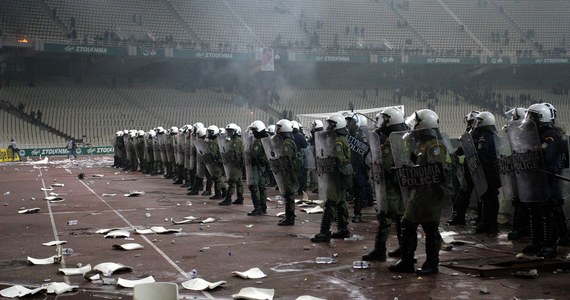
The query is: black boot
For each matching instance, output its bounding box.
[362,229,387,261]
[278,194,295,226]
[209,190,223,200]
[538,208,557,258]
[388,217,403,258]
[311,203,333,243]
[218,193,232,205]
[233,193,244,205]
[389,219,416,273]
[248,186,262,215]
[522,205,543,255]
[508,199,529,240]
[416,227,441,275]
[331,204,350,239]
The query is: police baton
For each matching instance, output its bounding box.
[538,169,570,182]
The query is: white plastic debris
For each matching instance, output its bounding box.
[42,240,67,246]
[101,193,117,197]
[93,262,133,276]
[124,191,145,197]
[232,287,274,300]
[40,187,53,191]
[300,206,324,214]
[116,276,155,288]
[96,228,123,234]
[232,268,267,279]
[44,196,64,202]
[201,217,216,223]
[51,183,65,187]
[27,255,61,265]
[112,243,144,251]
[181,278,227,291]
[18,207,40,214]
[59,264,92,276]
[296,296,326,300]
[135,226,182,234]
[0,285,46,298]
[46,282,78,294]
[104,230,130,238]
[93,174,104,177]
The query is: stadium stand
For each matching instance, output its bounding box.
[0,0,64,40]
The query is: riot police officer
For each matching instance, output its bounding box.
[245,120,270,215]
[345,113,372,223]
[205,125,226,199]
[472,112,501,233]
[219,123,245,206]
[389,109,450,275]
[311,114,353,243]
[362,107,408,261]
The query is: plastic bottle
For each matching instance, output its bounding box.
[62,248,74,255]
[344,234,364,241]
[352,260,370,269]
[189,269,198,279]
[315,257,336,264]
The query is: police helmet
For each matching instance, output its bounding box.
[276,119,293,133]
[311,120,324,131]
[326,114,347,130]
[116,131,124,137]
[408,109,439,130]
[474,111,496,127]
[377,107,405,128]
[291,120,300,130]
[196,127,207,138]
[137,130,145,137]
[249,120,266,132]
[464,110,480,125]
[207,125,220,136]
[506,107,527,121]
[526,103,553,125]
[148,130,156,137]
[267,124,276,135]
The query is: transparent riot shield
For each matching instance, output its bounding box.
[152,137,161,162]
[507,121,549,203]
[389,128,452,223]
[261,135,299,194]
[176,132,184,165]
[184,133,194,170]
[459,132,488,199]
[242,133,254,186]
[315,130,338,202]
[369,131,387,212]
[158,133,168,163]
[218,133,242,181]
[495,131,517,201]
[555,123,570,200]
[194,138,217,178]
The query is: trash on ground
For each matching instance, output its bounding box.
[102,193,117,197]
[93,174,104,177]
[112,243,143,251]
[295,296,326,300]
[41,187,54,191]
[233,267,267,279]
[479,284,490,294]
[51,183,65,187]
[45,282,78,295]
[344,235,364,241]
[59,264,92,276]
[96,228,123,234]
[181,278,227,291]
[315,257,336,264]
[27,255,61,265]
[67,220,78,225]
[42,240,67,246]
[0,285,46,298]
[135,226,182,234]
[124,191,145,197]
[201,217,216,223]
[513,269,538,279]
[93,262,133,276]
[104,230,130,238]
[18,207,40,214]
[232,287,274,300]
[44,196,64,202]
[300,206,324,214]
[116,276,155,288]
[353,261,370,269]
[276,212,286,217]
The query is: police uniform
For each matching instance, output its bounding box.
[206,136,226,199]
[248,131,270,215]
[279,136,299,225]
[474,126,501,233]
[219,135,245,205]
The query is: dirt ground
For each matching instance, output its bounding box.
[0,156,569,300]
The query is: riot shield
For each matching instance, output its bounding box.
[218,133,242,181]
[194,138,217,178]
[369,131,387,212]
[184,133,194,170]
[315,130,338,202]
[459,132,488,199]
[176,132,184,165]
[389,128,452,223]
[152,137,161,162]
[195,152,207,178]
[495,131,517,201]
[507,121,549,203]
[261,135,299,194]
[158,133,168,163]
[242,134,254,186]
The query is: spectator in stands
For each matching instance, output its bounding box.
[66,139,78,160]
[36,109,42,122]
[8,139,20,161]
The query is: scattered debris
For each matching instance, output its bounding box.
[300,206,324,214]
[44,196,64,202]
[233,268,267,279]
[42,240,67,246]
[93,174,104,177]
[200,247,210,252]
[101,193,117,197]
[315,257,336,264]
[352,261,370,269]
[513,269,538,279]
[18,207,40,214]
[67,220,78,225]
[479,284,490,294]
[245,224,254,228]
[232,287,274,300]
[113,243,143,251]
[135,226,182,234]
[344,235,364,241]
[296,296,326,300]
[104,230,130,239]
[51,183,65,187]
[27,255,61,265]
[124,191,145,197]
[40,187,53,191]
[96,228,123,234]
[181,278,227,291]
[0,285,45,298]
[59,264,92,276]
[93,262,133,276]
[116,276,155,288]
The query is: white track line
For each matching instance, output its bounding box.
[78,179,214,299]
[38,167,70,285]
